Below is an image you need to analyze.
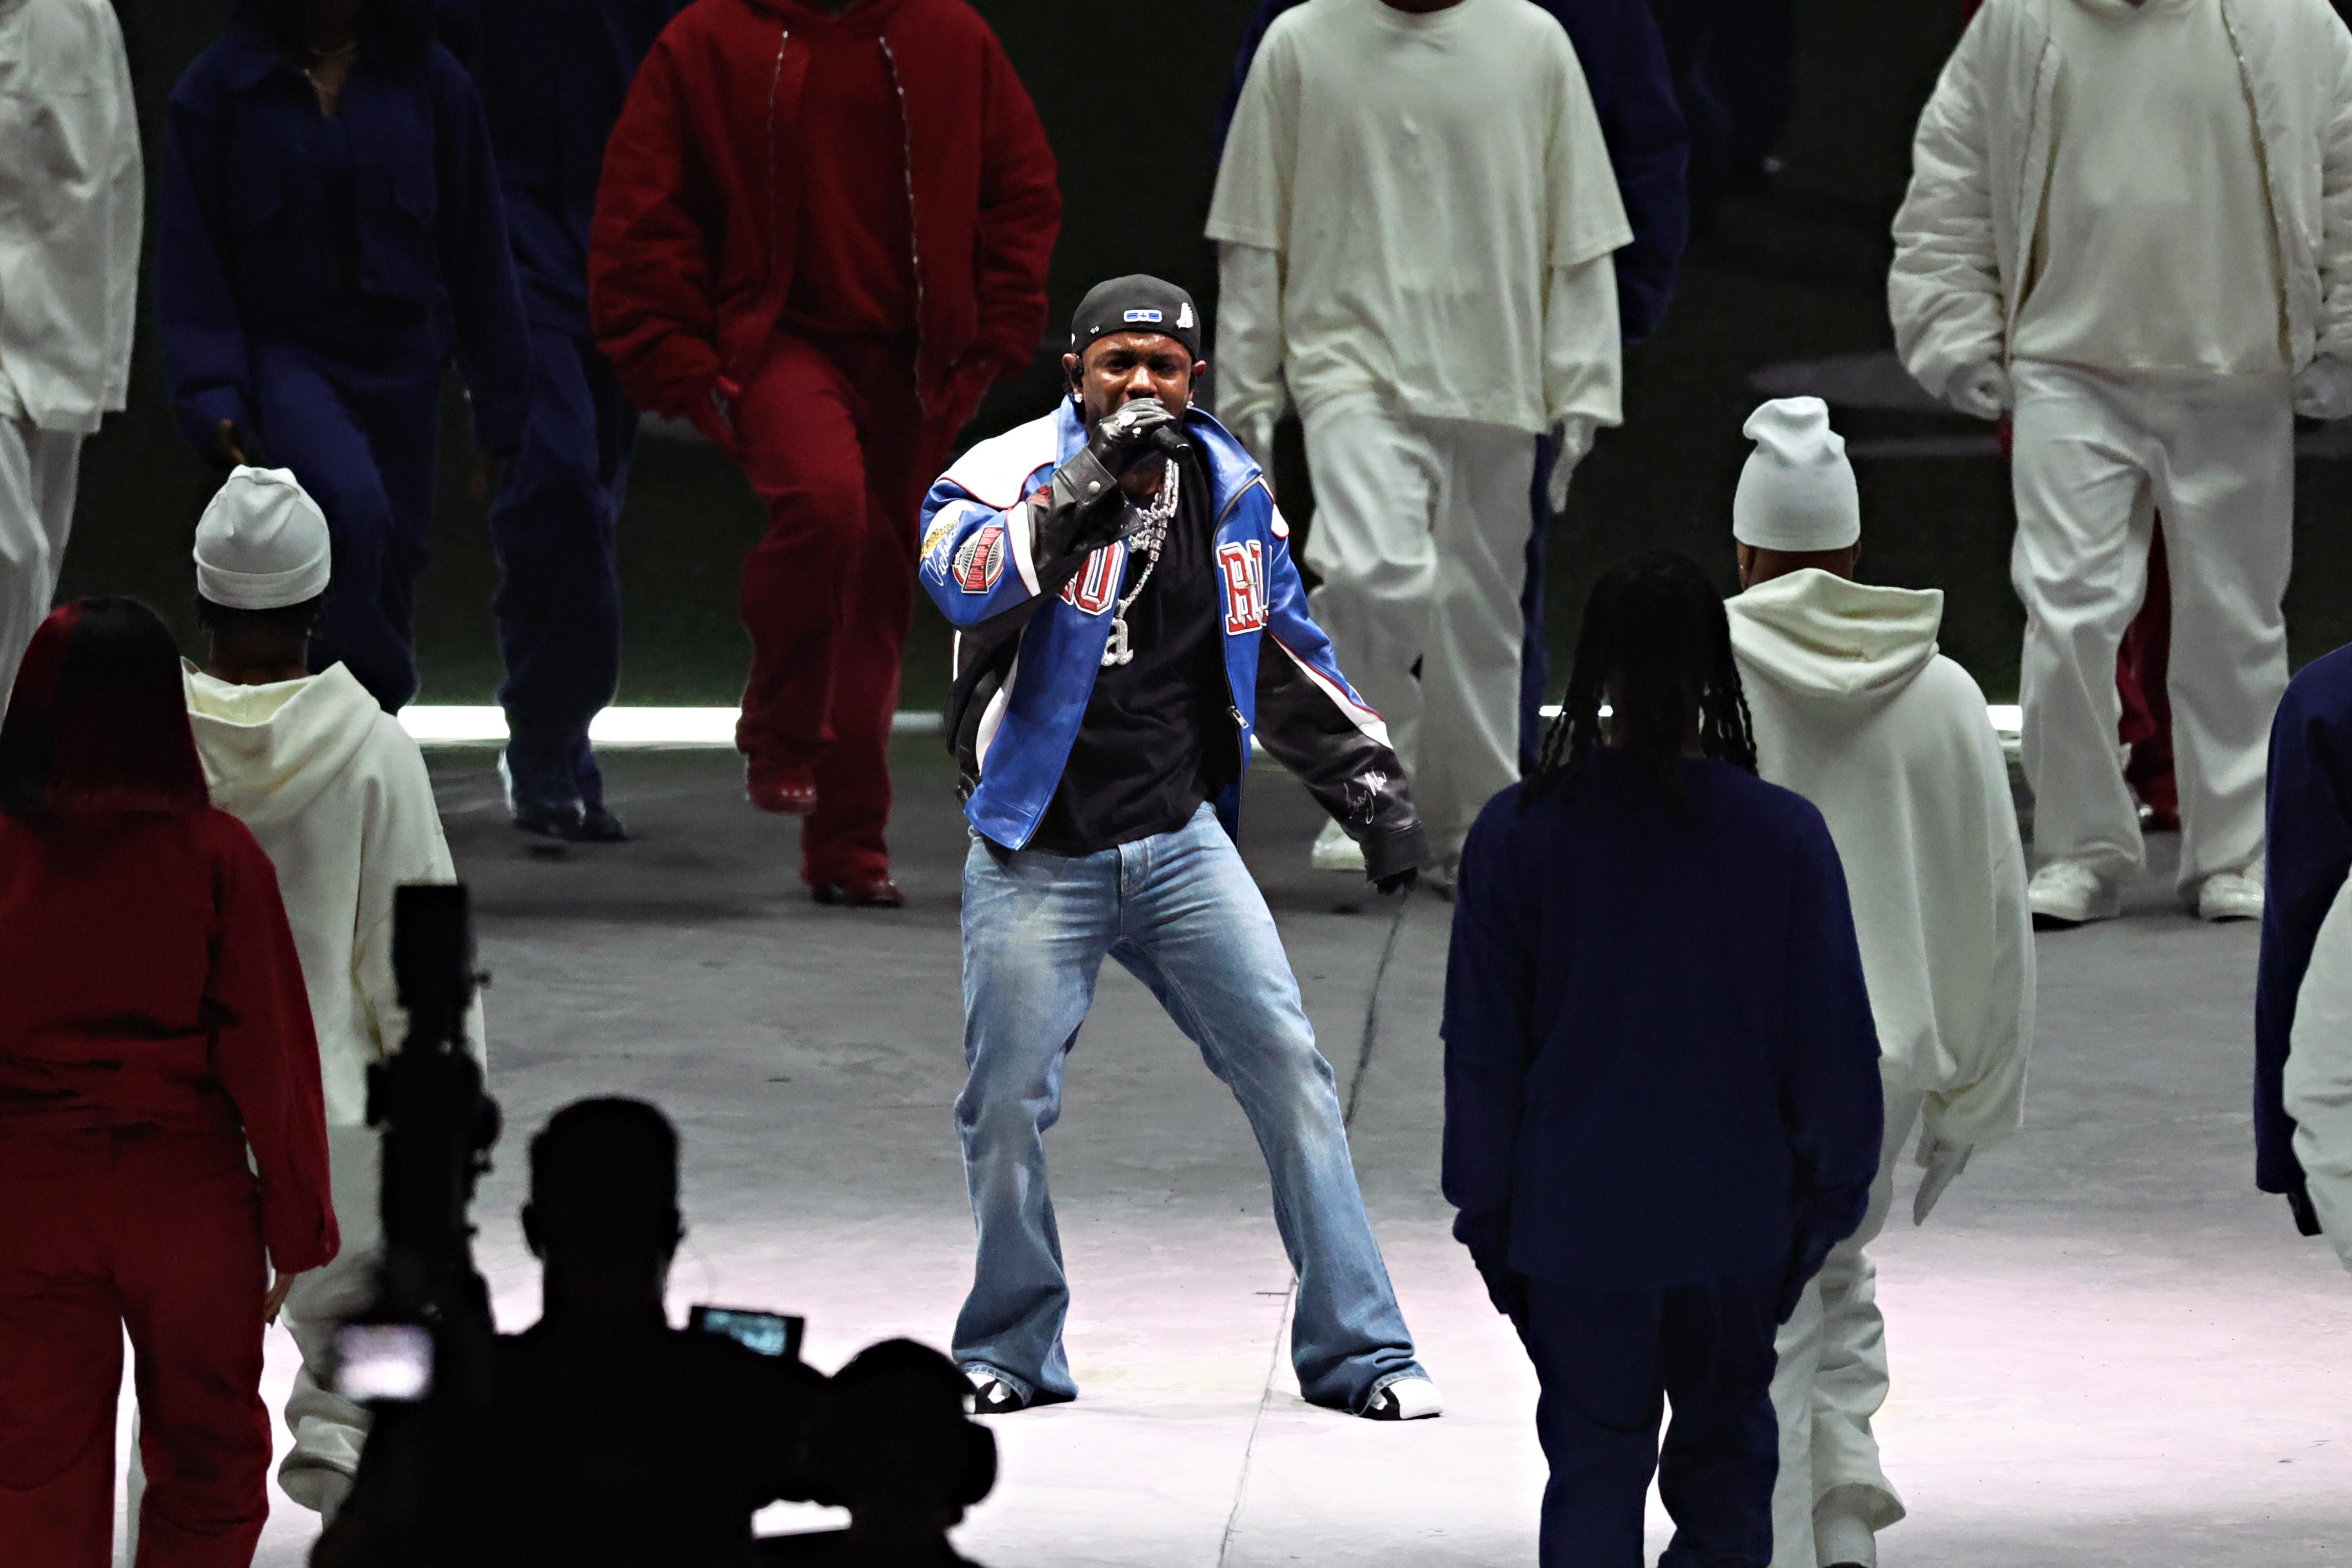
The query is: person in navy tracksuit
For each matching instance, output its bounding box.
[2256,643,2352,1237]
[436,0,686,839]
[158,0,531,715]
[1215,0,1691,774]
[1444,552,1883,1568]
[919,276,1439,1423]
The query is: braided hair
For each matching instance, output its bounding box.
[1526,550,1757,816]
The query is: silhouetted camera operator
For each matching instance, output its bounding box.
[318,1096,828,1568]
[764,1339,998,1567]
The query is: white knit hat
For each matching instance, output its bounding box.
[1732,397,1860,552]
[193,466,332,610]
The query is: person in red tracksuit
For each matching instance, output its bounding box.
[0,598,337,1568]
[590,0,1060,906]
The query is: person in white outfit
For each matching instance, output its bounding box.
[179,466,484,1520]
[1207,0,1630,873]
[2287,877,2352,1274]
[0,0,142,715]
[1889,0,2352,927]
[1725,399,2037,1568]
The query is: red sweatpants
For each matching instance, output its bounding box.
[0,1125,271,1568]
[736,334,959,886]
[2117,524,2178,827]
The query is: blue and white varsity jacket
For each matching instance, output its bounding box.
[918,401,1428,879]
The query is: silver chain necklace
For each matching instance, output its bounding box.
[1100,464,1181,669]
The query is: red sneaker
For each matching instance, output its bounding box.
[747,767,817,816]
[811,875,905,909]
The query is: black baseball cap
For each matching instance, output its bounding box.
[1069,274,1202,364]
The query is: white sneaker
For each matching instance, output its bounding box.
[1312,818,1365,872]
[2027,859,2119,927]
[2195,869,2264,923]
[1359,1376,1443,1421]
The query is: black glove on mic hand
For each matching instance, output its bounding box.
[1087,397,1186,475]
[1374,866,1418,896]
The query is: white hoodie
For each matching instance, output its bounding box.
[1729,570,2035,1151]
[184,662,483,1127]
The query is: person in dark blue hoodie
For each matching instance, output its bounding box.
[435,0,686,840]
[158,0,531,715]
[1214,0,1690,779]
[1443,550,1883,1568]
[2256,643,2352,1237]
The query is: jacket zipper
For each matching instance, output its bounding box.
[878,36,928,419]
[763,25,791,378]
[2214,0,2297,356]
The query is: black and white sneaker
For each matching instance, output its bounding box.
[963,1366,1073,1415]
[1359,1376,1443,1421]
[968,1375,1026,1415]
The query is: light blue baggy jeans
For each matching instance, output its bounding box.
[951,804,1425,1411]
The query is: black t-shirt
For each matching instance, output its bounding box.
[1026,453,1237,857]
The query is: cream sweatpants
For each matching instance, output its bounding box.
[1768,1086,1925,1568]
[0,419,82,717]
[2009,361,2292,895]
[275,1125,383,1513]
[1299,393,1539,860]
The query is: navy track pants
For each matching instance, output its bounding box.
[252,335,442,713]
[1518,1269,1781,1568]
[490,323,636,811]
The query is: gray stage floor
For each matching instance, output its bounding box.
[149,742,2352,1566]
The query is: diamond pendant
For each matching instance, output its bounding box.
[1102,616,1135,668]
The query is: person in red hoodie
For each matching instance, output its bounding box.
[590,0,1060,906]
[0,598,337,1568]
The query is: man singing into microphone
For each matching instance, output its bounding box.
[919,275,1438,1421]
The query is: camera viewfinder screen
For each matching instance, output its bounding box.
[333,1323,435,1402]
[691,1306,802,1360]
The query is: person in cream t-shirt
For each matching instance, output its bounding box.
[1891,0,2352,928]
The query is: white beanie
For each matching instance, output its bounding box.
[1731,397,1860,553]
[193,466,332,610]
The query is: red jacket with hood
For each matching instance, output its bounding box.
[588,0,1060,432]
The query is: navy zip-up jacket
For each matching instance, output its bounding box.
[1443,753,1883,1289]
[434,0,688,334]
[1215,0,1690,343]
[157,23,532,459]
[2257,644,2352,1216]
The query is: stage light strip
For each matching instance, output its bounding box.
[399,707,944,746]
[401,705,2025,748]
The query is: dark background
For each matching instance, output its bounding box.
[61,0,2352,710]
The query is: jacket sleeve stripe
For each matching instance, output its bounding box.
[1268,631,1392,750]
[975,653,1019,770]
[1004,500,1040,596]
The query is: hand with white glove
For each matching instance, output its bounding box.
[1912,1137,1974,1225]
[2294,356,2352,422]
[1545,417,1597,514]
[1944,362,2011,422]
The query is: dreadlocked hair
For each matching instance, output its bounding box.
[1526,550,1756,817]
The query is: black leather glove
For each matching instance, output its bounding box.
[1374,866,1418,896]
[1470,1249,1528,1324]
[1774,1228,1835,1325]
[2290,1185,2323,1238]
[1087,397,1185,476]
